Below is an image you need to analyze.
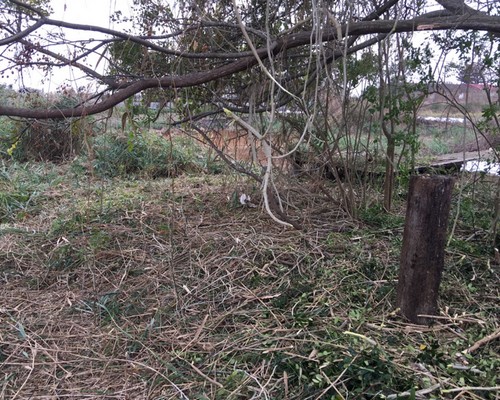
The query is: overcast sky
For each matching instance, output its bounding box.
[2,0,135,91]
[51,0,138,27]
[2,0,457,92]
[50,0,135,90]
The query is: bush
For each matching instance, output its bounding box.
[88,130,208,178]
[2,92,87,162]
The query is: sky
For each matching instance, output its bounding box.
[1,0,459,92]
[2,0,135,91]
[50,0,130,27]
[45,0,135,90]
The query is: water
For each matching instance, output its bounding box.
[462,160,500,175]
[420,116,465,124]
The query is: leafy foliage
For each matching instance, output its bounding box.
[86,129,212,178]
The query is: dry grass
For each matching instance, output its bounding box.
[1,165,499,399]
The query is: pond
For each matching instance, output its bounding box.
[462,159,500,175]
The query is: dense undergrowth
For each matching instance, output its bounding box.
[1,154,498,399]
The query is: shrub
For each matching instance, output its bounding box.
[88,130,207,178]
[3,92,87,162]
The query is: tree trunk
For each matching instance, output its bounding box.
[383,136,396,212]
[396,175,454,325]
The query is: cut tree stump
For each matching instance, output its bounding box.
[396,175,455,325]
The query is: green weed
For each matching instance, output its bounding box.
[0,161,62,222]
[80,129,222,178]
[359,205,404,229]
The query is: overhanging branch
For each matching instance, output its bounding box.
[1,13,499,119]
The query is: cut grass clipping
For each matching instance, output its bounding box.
[1,160,499,399]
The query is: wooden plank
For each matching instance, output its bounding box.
[417,150,495,173]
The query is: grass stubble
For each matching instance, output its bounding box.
[0,163,499,399]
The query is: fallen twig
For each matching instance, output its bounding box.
[463,327,500,354]
[384,383,441,399]
[189,362,224,388]
[440,386,500,394]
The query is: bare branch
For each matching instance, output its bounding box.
[1,9,499,119]
[0,19,44,46]
[434,0,481,15]
[6,0,47,17]
[17,38,107,83]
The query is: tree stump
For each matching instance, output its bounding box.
[396,175,454,325]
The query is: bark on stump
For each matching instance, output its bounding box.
[396,175,454,325]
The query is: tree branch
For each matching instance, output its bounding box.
[434,0,481,15]
[6,0,47,17]
[0,19,44,46]
[1,13,499,119]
